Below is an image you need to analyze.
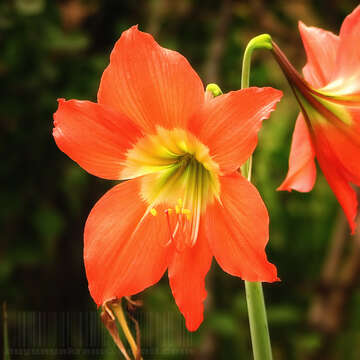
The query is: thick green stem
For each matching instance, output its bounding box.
[240,34,272,180]
[241,34,273,360]
[241,34,273,89]
[245,282,273,360]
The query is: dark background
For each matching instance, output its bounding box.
[1,0,360,359]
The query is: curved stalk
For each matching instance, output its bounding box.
[241,34,274,360]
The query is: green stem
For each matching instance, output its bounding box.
[241,34,273,360]
[245,282,273,360]
[240,34,272,180]
[241,34,273,89]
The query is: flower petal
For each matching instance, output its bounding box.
[312,117,360,233]
[204,173,279,282]
[84,178,173,305]
[53,99,142,180]
[278,114,317,192]
[298,21,339,88]
[319,113,360,185]
[97,26,204,133]
[315,145,358,234]
[335,5,360,88]
[189,87,282,175]
[168,224,212,331]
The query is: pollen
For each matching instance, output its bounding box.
[169,199,192,219]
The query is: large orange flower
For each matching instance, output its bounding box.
[53,26,281,331]
[276,6,360,233]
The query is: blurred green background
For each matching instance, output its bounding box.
[2,0,360,359]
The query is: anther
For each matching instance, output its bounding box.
[150,208,157,216]
[181,208,191,220]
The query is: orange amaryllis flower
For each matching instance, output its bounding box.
[53,26,281,331]
[274,6,360,233]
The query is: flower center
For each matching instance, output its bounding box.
[121,127,221,250]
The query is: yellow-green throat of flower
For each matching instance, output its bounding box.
[121,127,221,250]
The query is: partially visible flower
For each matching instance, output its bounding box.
[274,6,360,233]
[53,26,281,331]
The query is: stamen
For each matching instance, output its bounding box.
[190,208,200,247]
[175,212,187,252]
[189,162,202,247]
[181,208,191,220]
[150,208,157,216]
[161,203,193,251]
[165,209,175,245]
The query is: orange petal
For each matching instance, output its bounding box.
[97,26,204,133]
[316,109,360,185]
[298,21,339,88]
[204,173,279,282]
[84,178,173,305]
[315,143,358,234]
[53,99,142,180]
[312,119,360,233]
[336,5,360,89]
[168,223,212,331]
[189,87,282,175]
[278,114,317,192]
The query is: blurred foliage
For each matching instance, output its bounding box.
[1,0,360,359]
